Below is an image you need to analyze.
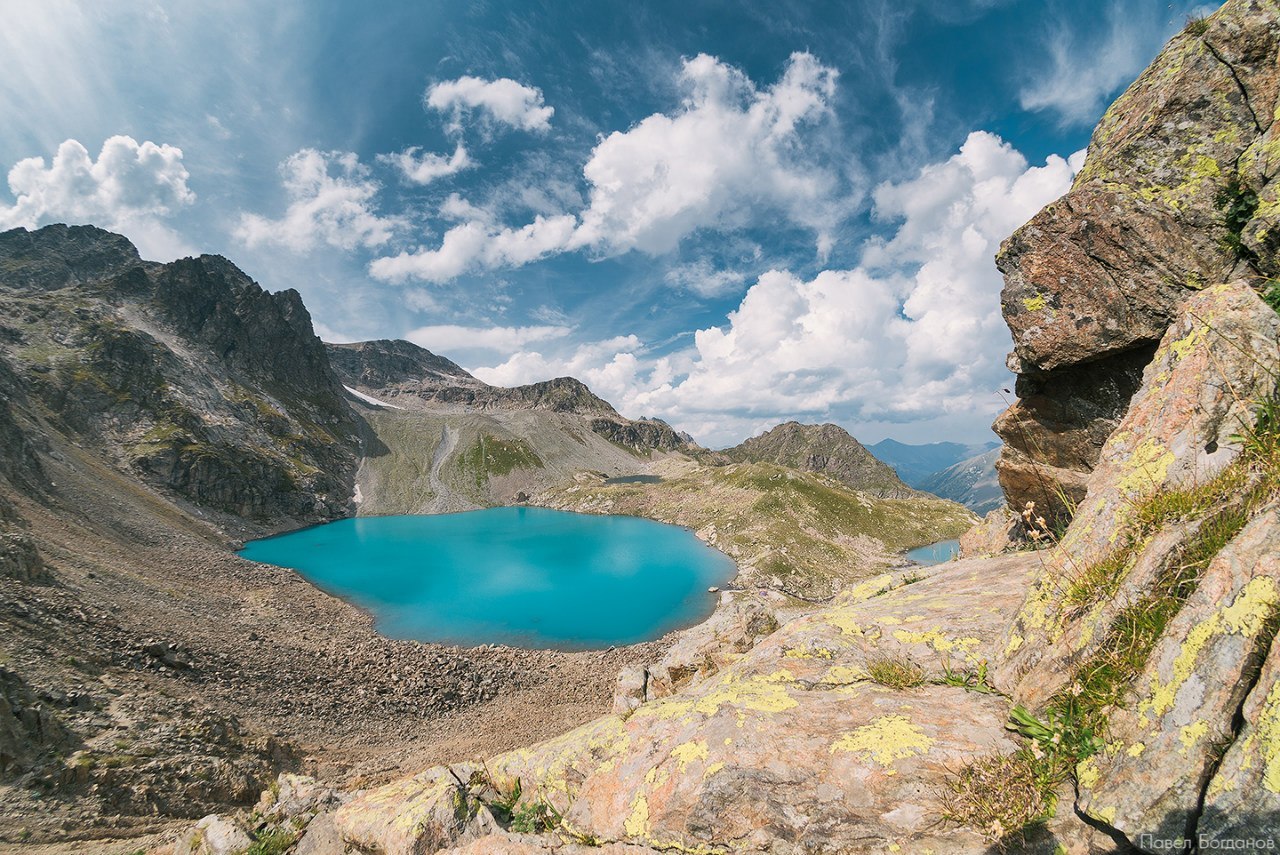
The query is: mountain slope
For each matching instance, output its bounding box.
[721,421,917,498]
[537,458,976,598]
[918,447,1004,514]
[0,224,358,524]
[327,338,699,511]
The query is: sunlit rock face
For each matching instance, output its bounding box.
[993,0,1280,522]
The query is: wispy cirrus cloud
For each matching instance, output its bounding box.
[1018,1,1187,126]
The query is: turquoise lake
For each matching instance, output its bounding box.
[238,507,736,650]
[905,539,960,565]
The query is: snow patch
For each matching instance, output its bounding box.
[343,385,403,410]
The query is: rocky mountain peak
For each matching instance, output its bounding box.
[0,224,358,524]
[325,338,477,388]
[0,224,145,292]
[723,420,917,498]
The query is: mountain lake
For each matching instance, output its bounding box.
[905,538,961,565]
[238,507,736,649]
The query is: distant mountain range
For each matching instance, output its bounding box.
[868,438,1003,514]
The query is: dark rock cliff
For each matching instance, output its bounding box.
[329,338,696,452]
[0,224,358,525]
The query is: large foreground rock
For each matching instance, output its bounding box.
[997,281,1280,697]
[335,555,1043,854]
[1076,505,1280,847]
[994,0,1280,518]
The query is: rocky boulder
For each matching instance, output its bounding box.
[0,531,46,583]
[612,595,780,713]
[994,1,1280,520]
[1075,504,1280,846]
[997,280,1280,696]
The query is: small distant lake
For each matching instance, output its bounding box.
[604,474,663,485]
[906,539,960,565]
[238,507,735,650]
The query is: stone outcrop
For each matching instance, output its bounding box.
[997,280,1280,699]
[720,421,919,498]
[957,508,1024,558]
[994,0,1280,520]
[612,595,780,713]
[327,555,1042,855]
[0,667,75,779]
[1075,503,1280,841]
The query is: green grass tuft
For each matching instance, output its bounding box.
[939,750,1056,848]
[865,654,925,689]
[1184,14,1210,36]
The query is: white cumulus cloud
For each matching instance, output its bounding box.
[235,149,402,252]
[472,132,1082,447]
[369,52,846,284]
[379,144,473,185]
[0,135,195,259]
[426,76,554,134]
[569,52,842,257]
[369,213,577,283]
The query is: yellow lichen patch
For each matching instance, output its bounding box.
[891,629,982,661]
[843,573,896,603]
[703,761,725,780]
[1168,325,1203,362]
[1140,578,1280,725]
[821,665,863,684]
[1221,577,1280,636]
[829,715,934,772]
[1127,742,1147,758]
[1179,721,1209,754]
[1022,295,1047,312]
[636,670,799,723]
[1077,757,1101,790]
[784,646,834,659]
[1005,632,1024,655]
[824,608,867,637]
[879,616,903,626]
[670,740,710,773]
[1111,439,1177,540]
[1254,674,1280,794]
[624,793,650,837]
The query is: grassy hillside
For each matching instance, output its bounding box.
[536,459,976,598]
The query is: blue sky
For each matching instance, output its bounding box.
[0,0,1214,446]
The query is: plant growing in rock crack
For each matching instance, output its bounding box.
[245,827,299,855]
[1216,172,1260,262]
[864,653,925,689]
[937,658,998,695]
[1184,13,1210,36]
[938,750,1056,849]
